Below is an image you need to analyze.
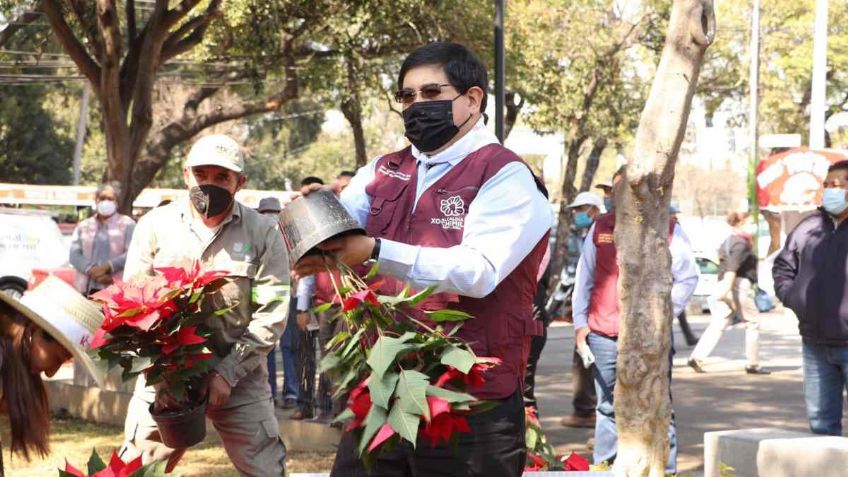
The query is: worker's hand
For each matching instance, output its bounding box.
[87,263,111,278]
[94,274,114,286]
[207,372,232,409]
[292,235,375,279]
[298,182,341,198]
[153,387,182,413]
[575,326,591,353]
[296,311,311,330]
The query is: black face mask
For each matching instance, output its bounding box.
[402,96,472,153]
[190,184,234,219]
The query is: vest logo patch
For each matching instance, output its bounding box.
[597,233,614,244]
[378,165,411,181]
[431,195,466,230]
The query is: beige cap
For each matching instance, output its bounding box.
[186,135,244,173]
[0,276,104,386]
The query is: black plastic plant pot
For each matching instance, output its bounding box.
[149,398,208,448]
[280,189,365,266]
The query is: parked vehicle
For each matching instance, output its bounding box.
[688,253,719,314]
[545,262,577,321]
[0,208,74,296]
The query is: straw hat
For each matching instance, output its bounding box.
[0,276,104,386]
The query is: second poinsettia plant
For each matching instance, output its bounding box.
[318,263,499,463]
[90,262,228,404]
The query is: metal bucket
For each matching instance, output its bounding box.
[279,190,365,266]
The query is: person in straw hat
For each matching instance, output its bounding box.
[0,276,103,472]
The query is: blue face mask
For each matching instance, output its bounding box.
[574,211,594,229]
[823,187,848,216]
[603,197,613,212]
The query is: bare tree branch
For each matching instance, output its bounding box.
[69,0,104,59]
[162,0,222,62]
[41,0,101,86]
[126,0,137,42]
[0,4,41,49]
[163,0,203,29]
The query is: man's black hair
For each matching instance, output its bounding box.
[827,160,848,175]
[398,42,488,114]
[338,171,356,179]
[300,176,324,187]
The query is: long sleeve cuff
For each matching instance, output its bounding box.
[213,344,263,388]
[377,239,418,281]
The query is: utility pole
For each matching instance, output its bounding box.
[494,0,505,142]
[72,83,90,185]
[748,0,761,255]
[809,0,829,149]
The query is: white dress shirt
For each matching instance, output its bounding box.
[572,222,699,330]
[339,117,553,298]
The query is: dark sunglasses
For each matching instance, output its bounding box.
[394,83,452,104]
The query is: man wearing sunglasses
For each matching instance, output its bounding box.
[295,42,552,477]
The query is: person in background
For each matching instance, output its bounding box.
[688,211,769,374]
[560,191,604,429]
[573,168,698,472]
[523,247,550,415]
[0,276,103,476]
[69,182,136,296]
[120,134,289,475]
[257,196,284,404]
[670,202,700,347]
[595,181,613,213]
[773,160,848,435]
[336,171,356,193]
[287,176,325,420]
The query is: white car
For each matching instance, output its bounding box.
[688,252,720,314]
[0,208,73,297]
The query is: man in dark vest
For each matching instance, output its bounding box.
[571,168,698,473]
[295,42,552,477]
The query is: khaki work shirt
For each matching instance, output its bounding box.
[124,200,290,406]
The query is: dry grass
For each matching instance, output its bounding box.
[1,416,335,476]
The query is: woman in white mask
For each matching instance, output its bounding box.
[69,182,136,296]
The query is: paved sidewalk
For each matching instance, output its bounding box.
[535,310,814,474]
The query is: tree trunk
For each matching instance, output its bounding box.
[549,135,587,291]
[580,136,607,192]
[613,1,714,476]
[341,53,367,168]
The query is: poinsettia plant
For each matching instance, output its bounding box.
[90,263,228,403]
[524,407,590,471]
[317,263,499,463]
[59,449,172,477]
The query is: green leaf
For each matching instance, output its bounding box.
[395,369,430,420]
[87,448,106,474]
[326,330,350,350]
[426,385,476,403]
[387,404,420,447]
[440,346,475,374]
[137,460,170,476]
[130,356,154,374]
[319,353,342,373]
[357,404,388,456]
[365,262,381,280]
[341,328,366,359]
[406,286,437,306]
[368,371,399,409]
[427,309,473,322]
[333,407,356,426]
[313,302,333,314]
[366,335,416,378]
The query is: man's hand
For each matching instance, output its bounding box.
[293,235,376,279]
[207,372,232,409]
[575,326,591,353]
[153,387,182,413]
[94,274,113,286]
[296,311,311,330]
[298,182,340,197]
[87,263,111,278]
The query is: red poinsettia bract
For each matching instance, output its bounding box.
[64,450,142,477]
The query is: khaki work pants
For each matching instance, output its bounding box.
[120,388,286,476]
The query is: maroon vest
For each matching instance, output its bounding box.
[365,144,549,400]
[588,214,676,338]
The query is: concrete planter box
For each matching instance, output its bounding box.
[705,428,848,477]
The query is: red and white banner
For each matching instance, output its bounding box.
[756,147,848,211]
